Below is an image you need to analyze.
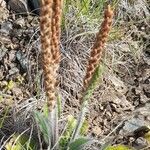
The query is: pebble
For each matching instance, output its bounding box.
[14,18,25,28]
[9,67,19,76]
[0,45,8,61]
[0,21,13,35]
[16,50,28,71]
[0,0,6,8]
[92,126,102,136]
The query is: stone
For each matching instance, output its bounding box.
[92,126,102,136]
[8,0,29,13]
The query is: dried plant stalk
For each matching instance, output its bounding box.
[83,5,114,92]
[40,0,62,112]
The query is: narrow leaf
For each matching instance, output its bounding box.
[69,137,93,150]
[34,111,51,144]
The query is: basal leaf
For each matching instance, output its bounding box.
[69,137,93,150]
[34,111,50,144]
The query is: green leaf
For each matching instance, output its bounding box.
[83,64,104,102]
[105,144,133,150]
[80,119,88,136]
[100,141,112,150]
[71,64,104,141]
[144,130,150,143]
[0,106,10,128]
[34,111,50,144]
[57,94,62,118]
[69,137,93,150]
[70,104,87,141]
[5,133,37,150]
[7,80,14,90]
[67,115,77,134]
[0,95,3,102]
[59,115,77,150]
[42,104,49,118]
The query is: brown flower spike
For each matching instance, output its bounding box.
[83,5,113,92]
[51,0,62,63]
[40,0,62,112]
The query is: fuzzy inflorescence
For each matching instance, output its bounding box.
[82,5,113,92]
[40,0,62,112]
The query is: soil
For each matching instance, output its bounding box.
[0,0,150,149]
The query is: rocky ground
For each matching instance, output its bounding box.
[0,0,150,149]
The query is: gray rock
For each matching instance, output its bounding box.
[122,118,145,133]
[8,0,29,13]
[8,0,40,15]
[9,67,19,75]
[0,45,8,61]
[16,50,28,71]
[0,21,12,35]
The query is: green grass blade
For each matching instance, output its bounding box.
[57,94,62,118]
[70,64,104,142]
[0,106,9,128]
[59,115,77,150]
[69,137,93,150]
[34,111,51,145]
